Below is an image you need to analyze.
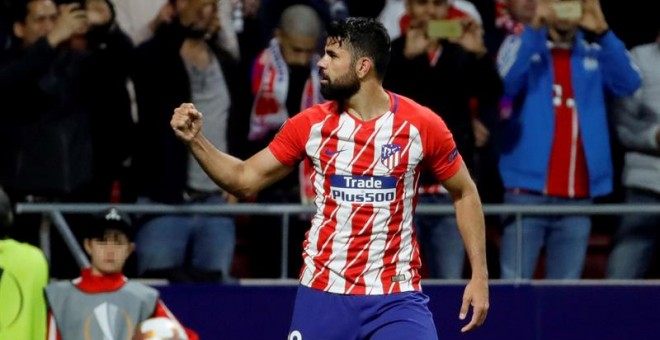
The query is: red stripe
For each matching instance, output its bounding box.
[342,121,378,294]
[309,116,344,290]
[380,118,415,292]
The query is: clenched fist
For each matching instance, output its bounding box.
[171,103,204,144]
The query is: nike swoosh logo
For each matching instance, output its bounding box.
[325,148,346,156]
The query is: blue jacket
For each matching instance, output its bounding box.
[496,27,641,197]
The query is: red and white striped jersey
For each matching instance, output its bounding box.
[269,92,462,295]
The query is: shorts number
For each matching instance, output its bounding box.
[288,330,302,340]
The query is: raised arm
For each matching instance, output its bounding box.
[171,103,294,198]
[441,164,489,333]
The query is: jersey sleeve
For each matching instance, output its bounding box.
[267,113,309,167]
[423,112,463,181]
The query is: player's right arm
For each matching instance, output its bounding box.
[171,103,294,198]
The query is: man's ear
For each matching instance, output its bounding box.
[355,57,373,79]
[127,242,136,256]
[83,239,92,255]
[274,28,283,42]
[13,22,25,40]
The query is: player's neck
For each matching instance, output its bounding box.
[345,83,390,122]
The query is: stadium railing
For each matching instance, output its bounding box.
[15,203,660,281]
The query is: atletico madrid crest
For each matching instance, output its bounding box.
[380,144,401,170]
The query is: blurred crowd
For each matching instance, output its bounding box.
[0,0,658,282]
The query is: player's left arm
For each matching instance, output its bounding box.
[441,164,489,333]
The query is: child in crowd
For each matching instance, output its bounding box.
[45,208,198,340]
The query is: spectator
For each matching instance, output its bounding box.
[0,187,48,340]
[487,0,538,60]
[496,0,537,32]
[45,208,198,339]
[606,31,660,279]
[132,0,250,282]
[79,0,136,203]
[0,0,11,51]
[0,0,89,200]
[0,1,134,272]
[384,0,502,279]
[245,4,324,277]
[110,0,238,57]
[496,0,641,279]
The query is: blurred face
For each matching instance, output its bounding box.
[84,230,134,275]
[175,0,218,35]
[317,38,361,101]
[14,0,58,46]
[276,30,318,67]
[506,0,537,24]
[406,0,450,23]
[550,0,581,33]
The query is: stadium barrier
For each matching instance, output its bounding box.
[16,202,660,281]
[16,203,660,339]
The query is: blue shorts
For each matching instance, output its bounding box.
[288,285,438,340]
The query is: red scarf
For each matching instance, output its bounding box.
[248,38,322,141]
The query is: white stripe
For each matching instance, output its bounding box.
[322,114,359,292]
[361,207,392,294]
[361,112,399,293]
[394,124,423,292]
[497,35,522,78]
[303,203,341,286]
[343,208,381,294]
[301,118,329,285]
[93,302,115,340]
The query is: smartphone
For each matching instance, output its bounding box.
[427,20,463,39]
[552,1,582,20]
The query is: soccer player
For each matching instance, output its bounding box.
[171,17,488,339]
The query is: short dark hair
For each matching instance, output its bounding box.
[9,0,34,23]
[326,17,391,80]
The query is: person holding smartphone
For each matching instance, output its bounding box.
[0,0,134,280]
[384,0,503,279]
[496,0,641,279]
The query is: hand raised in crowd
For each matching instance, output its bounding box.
[86,0,113,27]
[530,0,554,29]
[206,12,221,38]
[242,0,261,18]
[579,0,608,34]
[453,18,487,58]
[403,19,433,59]
[179,0,217,27]
[47,3,87,47]
[149,2,175,34]
[171,103,204,144]
[472,118,490,148]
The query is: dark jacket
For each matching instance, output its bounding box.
[0,22,135,199]
[132,21,250,203]
[384,37,503,174]
[0,38,93,196]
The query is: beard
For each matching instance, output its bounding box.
[320,70,361,101]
